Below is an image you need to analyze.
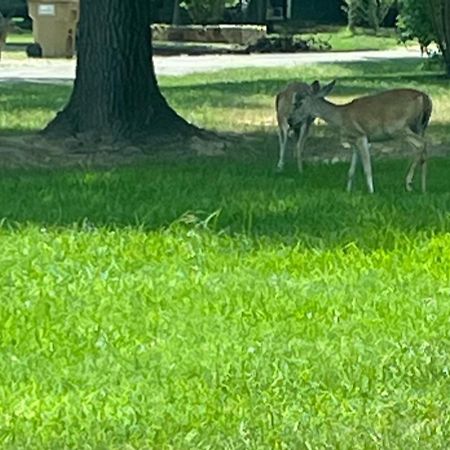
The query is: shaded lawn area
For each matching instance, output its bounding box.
[0,59,450,449]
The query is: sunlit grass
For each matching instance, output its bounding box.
[7,30,33,45]
[0,160,450,448]
[1,49,27,60]
[299,26,407,52]
[0,59,450,448]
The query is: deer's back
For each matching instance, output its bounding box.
[343,89,431,139]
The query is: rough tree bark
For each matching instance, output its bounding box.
[43,0,197,141]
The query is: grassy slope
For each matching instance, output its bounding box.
[0,60,450,449]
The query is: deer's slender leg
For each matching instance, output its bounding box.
[347,147,359,192]
[404,130,427,192]
[356,136,374,194]
[421,156,427,193]
[295,121,309,173]
[276,124,288,171]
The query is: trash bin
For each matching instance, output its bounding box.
[28,0,79,58]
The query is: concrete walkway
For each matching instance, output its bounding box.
[0,48,421,83]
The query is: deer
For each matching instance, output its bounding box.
[275,82,314,173]
[288,80,432,194]
[0,12,13,60]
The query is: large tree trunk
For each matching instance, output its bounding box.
[44,0,196,141]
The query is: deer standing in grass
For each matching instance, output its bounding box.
[275,82,314,172]
[288,80,432,193]
[0,13,13,60]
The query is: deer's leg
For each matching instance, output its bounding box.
[276,124,288,172]
[347,147,359,192]
[421,145,428,193]
[295,121,309,173]
[404,131,427,192]
[356,136,374,194]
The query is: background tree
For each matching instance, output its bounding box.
[172,0,181,25]
[181,0,239,24]
[398,0,450,76]
[343,0,396,32]
[44,0,196,143]
[428,0,450,76]
[397,0,435,51]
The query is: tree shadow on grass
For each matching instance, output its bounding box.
[0,151,448,251]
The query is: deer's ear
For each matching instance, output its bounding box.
[319,80,336,97]
[311,80,321,94]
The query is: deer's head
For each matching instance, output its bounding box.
[288,80,336,128]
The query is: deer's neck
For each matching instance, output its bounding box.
[311,98,345,127]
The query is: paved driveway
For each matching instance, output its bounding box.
[0,48,420,83]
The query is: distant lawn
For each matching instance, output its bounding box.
[6,29,33,45]
[298,26,409,52]
[3,29,32,59]
[0,59,449,449]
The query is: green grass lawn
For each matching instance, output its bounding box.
[6,29,33,45]
[299,26,407,52]
[0,59,450,448]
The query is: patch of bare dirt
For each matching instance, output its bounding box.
[0,134,229,170]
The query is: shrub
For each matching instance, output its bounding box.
[398,0,450,76]
[342,0,396,32]
[397,0,434,48]
[181,0,238,24]
[428,0,450,75]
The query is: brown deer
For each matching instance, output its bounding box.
[275,82,314,172]
[288,80,432,193]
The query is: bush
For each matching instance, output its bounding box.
[397,0,435,48]
[428,0,450,75]
[342,0,395,32]
[181,0,238,24]
[398,0,450,76]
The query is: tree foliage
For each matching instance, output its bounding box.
[428,0,450,75]
[398,0,450,76]
[342,0,395,32]
[397,0,435,47]
[181,0,238,24]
